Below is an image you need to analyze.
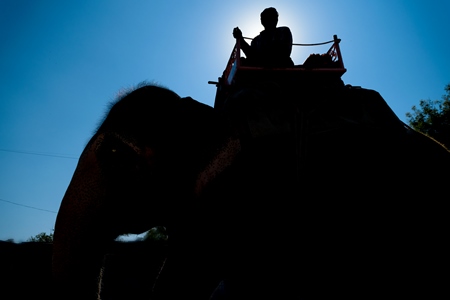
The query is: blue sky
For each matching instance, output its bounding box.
[1,0,449,242]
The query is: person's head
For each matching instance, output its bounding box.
[260,7,278,29]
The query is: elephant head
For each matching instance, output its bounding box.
[52,84,242,299]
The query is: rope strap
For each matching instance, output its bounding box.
[243,37,335,46]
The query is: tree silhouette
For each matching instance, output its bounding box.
[27,231,54,242]
[406,83,450,149]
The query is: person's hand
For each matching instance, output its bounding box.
[233,27,242,39]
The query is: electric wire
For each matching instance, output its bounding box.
[0,198,57,213]
[0,148,78,159]
[0,148,74,214]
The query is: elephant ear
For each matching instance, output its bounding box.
[177,97,242,197]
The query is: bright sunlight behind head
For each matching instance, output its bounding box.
[226,4,314,65]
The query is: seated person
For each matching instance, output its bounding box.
[233,7,294,68]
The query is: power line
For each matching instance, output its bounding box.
[0,148,78,159]
[0,198,57,214]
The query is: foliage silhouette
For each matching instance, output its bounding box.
[406,83,450,149]
[27,231,54,242]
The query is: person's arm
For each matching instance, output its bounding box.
[233,27,252,58]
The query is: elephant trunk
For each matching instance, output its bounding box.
[52,148,112,299]
[52,230,106,299]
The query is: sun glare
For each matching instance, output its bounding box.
[226,3,317,65]
[215,3,327,65]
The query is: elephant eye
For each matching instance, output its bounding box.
[98,136,141,173]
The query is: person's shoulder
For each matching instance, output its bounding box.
[277,26,292,32]
[276,27,292,39]
[251,34,262,44]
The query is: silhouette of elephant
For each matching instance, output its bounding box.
[52,83,449,299]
